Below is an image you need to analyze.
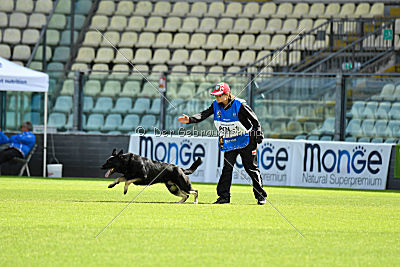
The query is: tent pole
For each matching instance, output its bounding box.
[43,91,48,177]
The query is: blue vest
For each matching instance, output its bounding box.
[213,99,250,151]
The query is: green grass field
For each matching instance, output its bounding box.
[0,176,399,266]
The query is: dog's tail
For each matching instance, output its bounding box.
[182,157,202,175]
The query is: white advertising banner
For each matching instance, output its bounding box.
[291,140,392,190]
[129,135,391,190]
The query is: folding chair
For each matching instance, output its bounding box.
[12,144,37,176]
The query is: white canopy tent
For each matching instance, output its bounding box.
[0,57,48,177]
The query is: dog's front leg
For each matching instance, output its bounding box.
[108,176,126,188]
[124,178,141,194]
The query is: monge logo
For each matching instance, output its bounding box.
[138,136,205,165]
[303,143,382,174]
[258,142,289,171]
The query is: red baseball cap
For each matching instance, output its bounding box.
[211,82,230,96]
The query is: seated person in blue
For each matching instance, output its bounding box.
[0,121,36,164]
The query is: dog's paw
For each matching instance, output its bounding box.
[124,189,127,195]
[108,183,116,188]
[193,201,198,204]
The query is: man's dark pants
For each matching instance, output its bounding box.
[217,137,267,199]
[0,148,23,165]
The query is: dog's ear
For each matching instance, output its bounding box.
[112,148,117,156]
[118,149,123,156]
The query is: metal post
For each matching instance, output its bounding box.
[70,0,75,55]
[73,70,82,131]
[247,73,255,108]
[159,74,166,130]
[334,73,345,141]
[42,31,47,72]
[0,92,5,130]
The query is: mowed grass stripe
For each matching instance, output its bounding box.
[0,177,399,266]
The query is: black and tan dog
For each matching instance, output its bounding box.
[101,149,202,204]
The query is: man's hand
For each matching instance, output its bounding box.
[177,114,190,124]
[256,134,264,144]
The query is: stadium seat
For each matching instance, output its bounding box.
[362,102,378,119]
[275,3,293,18]
[0,12,7,28]
[75,0,92,14]
[323,3,340,18]
[126,16,145,31]
[198,18,216,33]
[131,49,152,64]
[140,114,158,130]
[265,19,282,34]
[369,3,384,18]
[179,18,198,33]
[128,64,149,80]
[110,97,132,114]
[120,81,141,97]
[153,33,173,48]
[60,79,74,96]
[230,19,249,34]
[59,30,77,45]
[234,34,255,50]
[248,19,266,34]
[102,114,122,132]
[257,2,276,18]
[53,46,70,62]
[53,96,73,114]
[338,3,355,18]
[84,80,101,97]
[9,13,28,28]
[371,83,395,101]
[100,80,121,97]
[96,0,114,15]
[76,47,95,63]
[307,3,325,18]
[242,2,259,18]
[220,51,240,66]
[186,33,207,49]
[82,96,94,113]
[94,48,114,63]
[374,120,389,138]
[132,98,151,114]
[202,34,223,49]
[292,3,309,18]
[187,49,206,66]
[223,2,242,17]
[203,50,223,66]
[388,103,400,120]
[168,49,189,65]
[136,32,156,48]
[346,101,365,119]
[119,114,140,132]
[144,17,163,32]
[28,13,46,29]
[152,1,170,16]
[85,114,104,131]
[113,48,133,64]
[12,45,31,61]
[148,98,161,114]
[118,32,137,48]
[188,2,207,17]
[214,18,234,34]
[346,119,362,137]
[170,2,189,17]
[375,102,391,120]
[89,64,109,80]
[115,1,133,16]
[163,17,181,32]
[149,49,170,65]
[253,34,271,50]
[92,97,113,114]
[3,29,21,44]
[371,137,384,143]
[101,31,120,47]
[89,15,107,31]
[48,112,67,129]
[361,119,375,137]
[109,64,129,80]
[354,4,374,19]
[0,0,14,12]
[387,121,400,138]
[270,35,286,50]
[169,33,189,49]
[147,65,168,81]
[139,83,161,98]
